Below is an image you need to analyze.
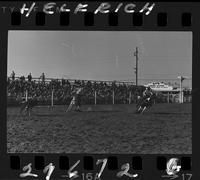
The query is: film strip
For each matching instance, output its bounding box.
[0,1,199,180]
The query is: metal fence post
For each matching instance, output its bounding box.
[94,90,97,105]
[51,89,54,107]
[25,90,28,102]
[129,91,131,104]
[167,92,170,103]
[112,90,115,105]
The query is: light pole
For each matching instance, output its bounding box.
[177,76,187,103]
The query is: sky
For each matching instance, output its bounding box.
[8,31,192,88]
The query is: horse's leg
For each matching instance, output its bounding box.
[76,105,80,111]
[72,103,76,111]
[25,106,30,116]
[135,106,141,114]
[24,106,28,116]
[74,104,77,111]
[141,106,147,114]
[66,101,73,112]
[29,107,33,116]
[138,106,141,112]
[66,104,71,112]
[20,103,26,115]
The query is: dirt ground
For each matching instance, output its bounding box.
[7,103,191,154]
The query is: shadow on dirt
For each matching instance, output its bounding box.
[83,110,121,113]
[152,112,191,115]
[36,114,67,117]
[35,111,121,116]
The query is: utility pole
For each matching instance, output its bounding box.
[134,47,139,104]
[134,47,139,87]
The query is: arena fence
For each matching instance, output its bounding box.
[7,89,192,107]
[7,77,192,107]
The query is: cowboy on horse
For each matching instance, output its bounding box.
[135,86,154,114]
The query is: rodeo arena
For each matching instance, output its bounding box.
[7,72,192,154]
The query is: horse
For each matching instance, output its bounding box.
[20,98,38,116]
[66,88,82,112]
[135,94,154,114]
[66,96,76,112]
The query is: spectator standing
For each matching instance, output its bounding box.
[20,76,25,82]
[61,78,65,86]
[40,73,45,84]
[11,71,15,81]
[28,73,32,82]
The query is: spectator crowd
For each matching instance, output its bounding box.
[7,72,145,106]
[7,72,192,106]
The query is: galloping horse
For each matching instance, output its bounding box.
[66,87,82,112]
[135,94,154,114]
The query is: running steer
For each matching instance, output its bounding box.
[20,98,38,116]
